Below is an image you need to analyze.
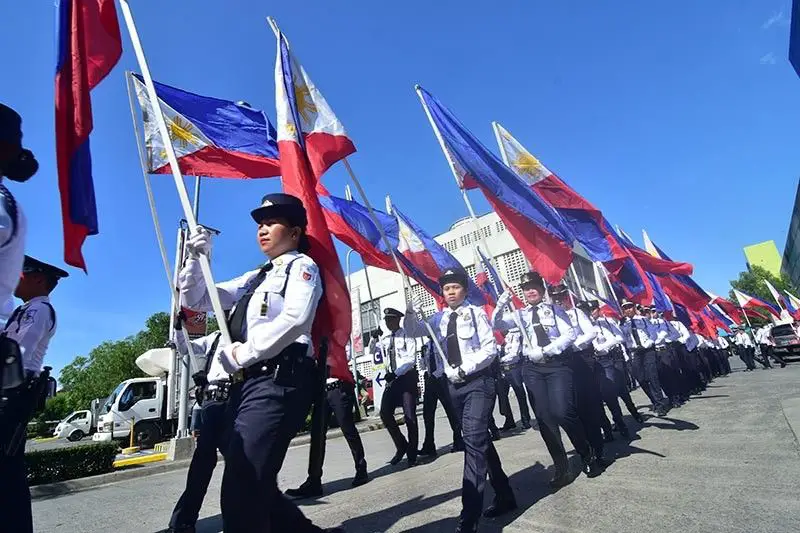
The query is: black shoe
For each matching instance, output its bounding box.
[603,431,615,443]
[418,445,437,457]
[165,526,195,533]
[655,408,669,417]
[323,528,346,533]
[583,456,604,478]
[521,419,532,430]
[619,426,631,440]
[285,479,323,499]
[454,521,477,533]
[351,469,370,487]
[781,363,787,368]
[483,494,518,518]
[407,455,418,467]
[500,419,517,431]
[389,446,407,465]
[490,427,502,441]
[632,412,644,424]
[450,440,465,453]
[549,467,572,488]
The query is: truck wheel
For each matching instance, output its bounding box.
[67,430,84,442]
[134,422,160,449]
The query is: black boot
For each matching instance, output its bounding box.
[389,444,407,465]
[418,443,437,457]
[500,418,517,431]
[351,468,370,487]
[285,479,323,498]
[582,452,604,478]
[549,464,573,488]
[450,439,465,453]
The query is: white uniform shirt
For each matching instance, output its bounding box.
[405,302,496,380]
[717,336,730,349]
[593,317,624,355]
[179,251,322,381]
[419,340,444,378]
[670,320,692,345]
[735,331,754,348]
[565,307,597,351]
[650,317,672,347]
[493,301,576,361]
[2,296,56,375]
[620,315,657,351]
[176,330,224,389]
[501,328,522,365]
[369,327,417,377]
[0,183,25,307]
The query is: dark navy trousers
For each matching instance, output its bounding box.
[448,374,513,528]
[221,366,322,533]
[595,355,630,426]
[421,373,462,449]
[632,349,670,412]
[380,370,419,460]
[0,445,32,533]
[498,361,532,425]
[522,358,592,471]
[567,350,607,456]
[169,399,227,529]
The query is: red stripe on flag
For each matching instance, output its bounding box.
[152,146,281,179]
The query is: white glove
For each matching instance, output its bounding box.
[408,293,424,315]
[542,343,559,357]
[497,289,512,308]
[185,227,211,258]
[444,365,464,384]
[528,347,546,363]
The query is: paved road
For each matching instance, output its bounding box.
[33,359,800,532]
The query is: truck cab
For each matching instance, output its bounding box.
[93,376,166,448]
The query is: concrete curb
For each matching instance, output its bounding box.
[30,415,400,500]
[780,396,800,453]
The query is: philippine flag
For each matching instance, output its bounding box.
[733,289,781,320]
[784,290,800,320]
[131,74,281,179]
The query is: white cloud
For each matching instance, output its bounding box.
[762,9,789,30]
[760,52,778,65]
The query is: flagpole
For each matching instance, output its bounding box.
[118,0,231,345]
[415,86,534,352]
[597,261,622,305]
[569,263,588,301]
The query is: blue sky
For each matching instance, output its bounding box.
[2,1,799,380]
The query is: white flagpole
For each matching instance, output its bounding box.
[415,86,534,353]
[569,263,588,301]
[118,0,231,345]
[596,261,622,305]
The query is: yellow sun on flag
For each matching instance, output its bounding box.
[513,151,545,179]
[294,82,317,124]
[168,116,200,149]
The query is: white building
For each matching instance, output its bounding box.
[347,211,597,381]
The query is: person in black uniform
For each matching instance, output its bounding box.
[0,256,67,533]
[494,273,604,489]
[405,269,516,533]
[285,358,369,498]
[370,307,420,467]
[181,193,343,533]
[166,331,226,533]
[418,338,465,457]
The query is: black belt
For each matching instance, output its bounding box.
[655,345,669,352]
[500,360,520,371]
[597,346,624,360]
[230,342,314,383]
[453,366,492,388]
[326,380,344,392]
[203,386,230,403]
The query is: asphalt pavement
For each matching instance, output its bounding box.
[32,358,800,532]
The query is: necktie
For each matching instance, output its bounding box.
[531,307,551,347]
[388,332,397,373]
[428,341,437,374]
[630,318,642,348]
[228,264,272,343]
[446,312,462,366]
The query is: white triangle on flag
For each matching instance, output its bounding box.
[493,122,553,186]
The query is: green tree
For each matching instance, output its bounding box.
[729,265,799,327]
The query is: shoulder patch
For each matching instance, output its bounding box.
[22,308,38,325]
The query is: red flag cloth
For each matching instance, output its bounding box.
[55,0,122,270]
[276,32,352,382]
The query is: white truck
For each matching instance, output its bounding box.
[53,398,102,442]
[92,347,189,449]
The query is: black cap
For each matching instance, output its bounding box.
[383,307,404,319]
[588,300,600,311]
[439,268,468,288]
[620,299,635,308]
[519,271,544,289]
[22,256,69,280]
[576,300,591,314]
[548,282,568,296]
[0,104,23,148]
[250,193,308,227]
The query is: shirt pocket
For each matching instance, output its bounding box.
[253,276,287,320]
[456,320,476,340]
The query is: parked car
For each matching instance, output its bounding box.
[770,323,800,355]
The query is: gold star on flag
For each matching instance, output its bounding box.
[513,152,545,179]
[167,116,201,149]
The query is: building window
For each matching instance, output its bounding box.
[482,226,492,238]
[360,300,381,334]
[495,220,506,233]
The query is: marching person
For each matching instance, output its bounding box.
[370,307,419,468]
[756,325,786,369]
[0,256,67,533]
[494,272,604,489]
[0,104,38,309]
[585,301,637,439]
[733,328,756,371]
[669,316,704,395]
[166,328,227,533]
[418,337,465,457]
[180,193,343,533]
[548,284,606,454]
[619,300,670,417]
[405,268,516,533]
[648,308,685,409]
[496,328,533,430]
[285,356,370,498]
